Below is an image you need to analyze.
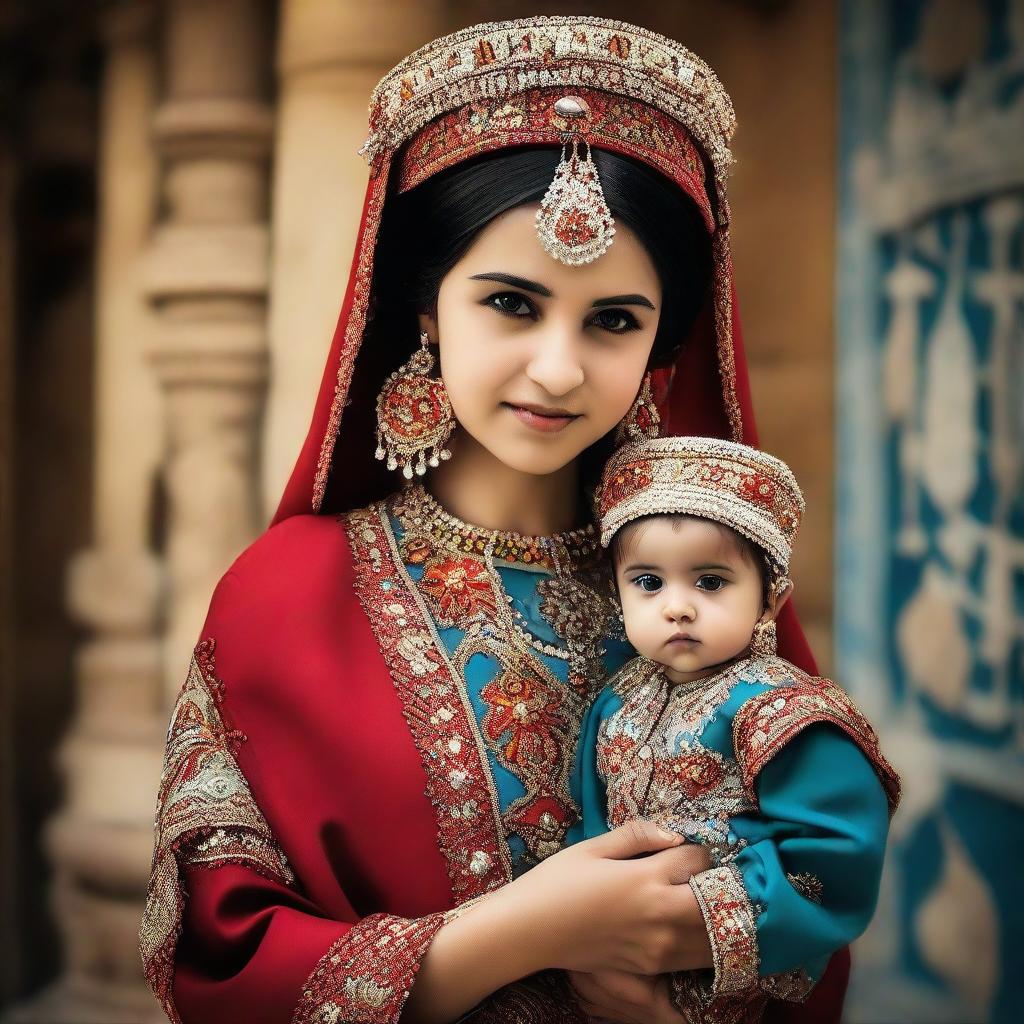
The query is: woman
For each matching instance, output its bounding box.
[140,16,850,1024]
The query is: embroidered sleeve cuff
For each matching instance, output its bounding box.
[688,864,761,996]
[291,912,446,1024]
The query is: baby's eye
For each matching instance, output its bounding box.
[632,574,663,593]
[696,574,727,592]
[487,292,535,318]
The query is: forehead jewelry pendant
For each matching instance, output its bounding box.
[535,96,616,266]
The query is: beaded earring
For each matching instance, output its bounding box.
[374,331,455,479]
[614,372,661,445]
[749,620,778,657]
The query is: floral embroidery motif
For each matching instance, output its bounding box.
[140,639,293,1024]
[739,472,777,507]
[418,555,498,627]
[387,485,611,871]
[345,504,511,897]
[598,459,654,517]
[292,913,446,1024]
[598,438,804,570]
[536,565,619,694]
[480,668,567,771]
[600,659,755,847]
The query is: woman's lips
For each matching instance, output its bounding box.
[504,402,580,433]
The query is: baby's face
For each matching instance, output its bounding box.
[614,517,764,684]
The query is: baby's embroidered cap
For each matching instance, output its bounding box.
[598,436,805,571]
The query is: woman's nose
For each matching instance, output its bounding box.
[524,329,585,397]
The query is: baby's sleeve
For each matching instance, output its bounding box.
[688,722,893,996]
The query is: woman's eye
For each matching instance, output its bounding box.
[591,308,640,333]
[487,292,535,318]
[632,574,663,593]
[696,574,727,592]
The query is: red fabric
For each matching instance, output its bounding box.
[171,517,456,1021]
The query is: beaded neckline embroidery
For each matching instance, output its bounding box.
[390,484,598,571]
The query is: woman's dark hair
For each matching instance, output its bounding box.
[370,146,712,370]
[323,146,712,512]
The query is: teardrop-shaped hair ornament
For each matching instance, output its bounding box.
[535,138,616,266]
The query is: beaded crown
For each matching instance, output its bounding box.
[360,17,736,226]
[598,437,806,571]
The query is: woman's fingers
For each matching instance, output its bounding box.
[568,969,685,1024]
[568,971,645,1024]
[650,840,712,884]
[584,819,683,861]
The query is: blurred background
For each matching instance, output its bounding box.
[0,0,1020,1021]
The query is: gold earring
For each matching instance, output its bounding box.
[375,331,455,479]
[749,620,778,658]
[615,372,661,445]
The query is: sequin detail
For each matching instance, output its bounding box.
[732,667,902,816]
[396,87,712,232]
[600,659,756,845]
[291,913,445,1024]
[344,502,511,897]
[389,486,613,868]
[690,863,761,996]
[787,871,824,905]
[598,436,805,570]
[140,639,294,1024]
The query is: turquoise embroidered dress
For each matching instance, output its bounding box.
[388,485,631,877]
[570,654,901,1017]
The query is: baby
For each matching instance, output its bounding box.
[572,436,900,1021]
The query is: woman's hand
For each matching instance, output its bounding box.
[505,820,714,976]
[567,969,685,1024]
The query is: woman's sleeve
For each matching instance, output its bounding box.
[140,639,445,1024]
[686,722,895,999]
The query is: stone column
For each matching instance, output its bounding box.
[262,0,445,516]
[144,0,273,699]
[5,4,165,1021]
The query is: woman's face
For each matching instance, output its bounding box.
[422,203,661,477]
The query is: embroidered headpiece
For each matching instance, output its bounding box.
[363,18,734,231]
[598,437,805,572]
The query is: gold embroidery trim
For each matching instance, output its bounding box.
[689,863,761,996]
[140,639,293,1024]
[292,913,447,1024]
[732,675,902,816]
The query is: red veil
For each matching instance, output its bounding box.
[143,18,847,1024]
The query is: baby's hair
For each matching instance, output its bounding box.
[610,513,774,605]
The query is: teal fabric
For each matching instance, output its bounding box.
[570,671,891,979]
[390,512,631,875]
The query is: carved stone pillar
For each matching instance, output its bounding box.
[144,0,273,699]
[4,4,165,1022]
[262,0,446,514]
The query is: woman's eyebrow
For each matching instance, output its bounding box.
[469,274,655,312]
[469,272,552,297]
[593,294,656,310]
